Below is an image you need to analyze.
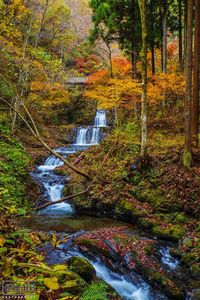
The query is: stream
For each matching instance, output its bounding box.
[21,110,189,300]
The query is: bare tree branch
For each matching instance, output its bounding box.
[35,188,89,211]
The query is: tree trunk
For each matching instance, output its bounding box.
[191,0,200,145]
[184,0,188,69]
[131,0,137,78]
[183,0,193,167]
[150,0,155,76]
[131,2,138,119]
[162,2,167,74]
[161,2,167,109]
[179,0,183,68]
[138,0,148,156]
[151,40,155,76]
[35,0,49,47]
[107,43,113,78]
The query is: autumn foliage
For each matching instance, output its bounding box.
[84,57,185,114]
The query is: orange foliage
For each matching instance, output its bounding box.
[148,73,185,104]
[85,57,140,109]
[112,57,132,77]
[87,70,109,85]
[167,41,178,59]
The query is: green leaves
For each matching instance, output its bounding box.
[0,123,30,215]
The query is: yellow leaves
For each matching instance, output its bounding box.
[148,73,185,104]
[2,258,13,277]
[29,233,42,245]
[44,277,59,290]
[29,81,69,106]
[0,0,30,39]
[85,75,141,110]
[51,233,57,248]
[0,236,5,246]
[59,296,79,300]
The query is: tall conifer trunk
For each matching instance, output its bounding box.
[138,0,147,156]
[162,2,167,74]
[191,0,200,145]
[179,0,183,68]
[184,0,193,167]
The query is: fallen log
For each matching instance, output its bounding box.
[35,188,89,211]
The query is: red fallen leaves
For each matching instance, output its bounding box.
[76,227,164,276]
[162,164,200,216]
[76,227,127,256]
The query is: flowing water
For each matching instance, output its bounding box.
[28,110,186,300]
[94,109,107,127]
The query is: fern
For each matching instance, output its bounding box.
[80,281,109,300]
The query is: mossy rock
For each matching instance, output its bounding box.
[190,264,200,279]
[182,237,193,248]
[191,289,200,300]
[114,199,147,222]
[134,187,182,212]
[140,266,183,299]
[53,267,87,295]
[138,217,160,229]
[67,256,96,282]
[54,167,67,176]
[181,252,199,266]
[73,197,94,211]
[63,183,85,197]
[152,224,184,241]
[64,183,93,211]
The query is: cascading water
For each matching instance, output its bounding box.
[32,110,107,213]
[58,249,168,300]
[75,110,106,146]
[94,109,107,127]
[159,247,179,269]
[76,128,88,146]
[32,150,74,214]
[90,127,100,144]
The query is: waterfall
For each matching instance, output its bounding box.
[75,110,106,146]
[76,128,88,146]
[34,148,74,215]
[94,110,107,127]
[90,127,100,145]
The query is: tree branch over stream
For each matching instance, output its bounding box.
[0,95,91,180]
[34,188,89,211]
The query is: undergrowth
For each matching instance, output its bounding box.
[0,122,31,215]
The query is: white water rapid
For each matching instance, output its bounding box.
[62,250,168,300]
[159,247,179,269]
